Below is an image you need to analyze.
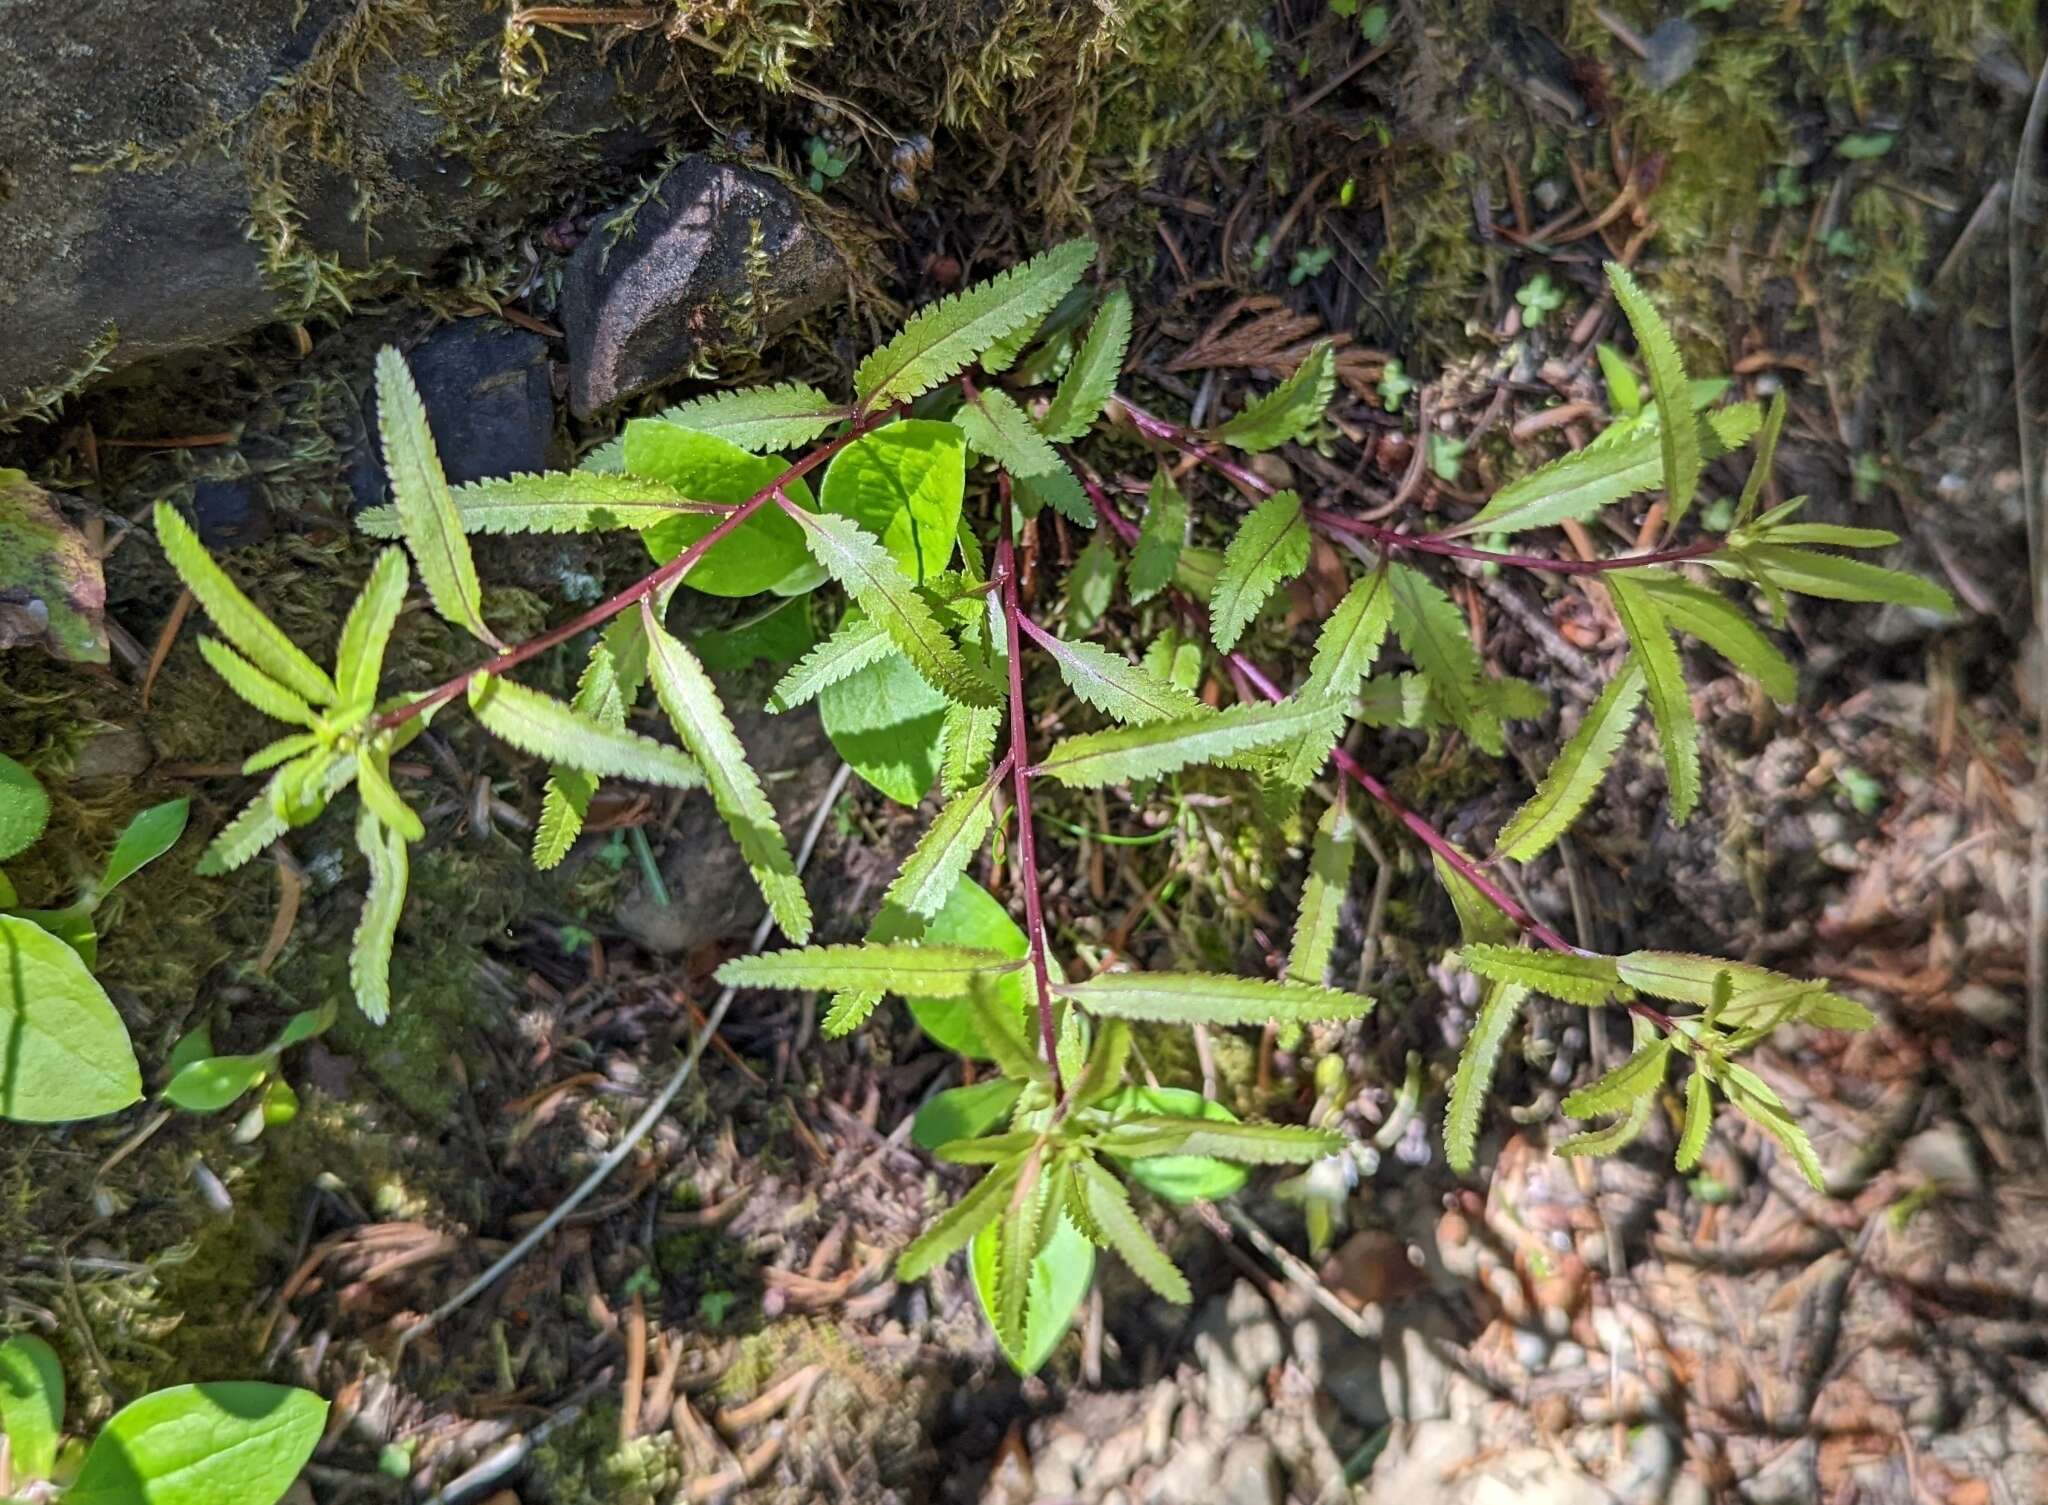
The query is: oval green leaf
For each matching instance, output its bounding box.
[0,913,141,1122]
[1097,1085,1250,1203]
[819,651,949,806]
[68,1382,327,1505]
[163,1054,271,1114]
[0,1333,64,1481]
[971,1209,1094,1376]
[877,879,1031,1058]
[0,751,49,862]
[628,421,816,596]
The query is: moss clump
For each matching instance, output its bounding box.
[527,1403,681,1505]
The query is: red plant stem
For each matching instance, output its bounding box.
[1111,394,1722,576]
[995,484,1067,1102]
[374,415,878,733]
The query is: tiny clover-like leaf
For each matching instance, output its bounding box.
[1212,340,1336,453]
[856,238,1096,409]
[1057,970,1375,1026]
[1494,656,1646,864]
[1606,262,1700,527]
[374,347,497,648]
[154,502,337,707]
[1209,489,1310,651]
[1457,944,1627,1007]
[718,942,1023,997]
[1039,288,1132,443]
[1444,979,1528,1174]
[1605,572,1700,824]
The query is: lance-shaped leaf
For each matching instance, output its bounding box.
[243,733,319,776]
[914,1078,1028,1151]
[533,641,626,870]
[154,502,336,706]
[1606,263,1699,522]
[719,942,1023,996]
[1457,944,1627,1007]
[1734,388,1786,527]
[356,748,424,843]
[973,1198,1092,1377]
[1058,970,1375,1025]
[1720,1073,1825,1189]
[359,472,726,538]
[1616,571,1796,704]
[1556,1093,1654,1158]
[375,347,494,646]
[1738,545,1956,615]
[1675,1070,1713,1171]
[1759,523,1901,549]
[1103,1117,1344,1165]
[1606,573,1700,823]
[955,385,1062,478]
[334,547,409,708]
[1287,798,1356,985]
[349,808,407,1025]
[1210,489,1310,651]
[1015,461,1096,528]
[1444,979,1528,1174]
[786,509,996,705]
[196,637,319,728]
[1495,657,1646,863]
[1035,698,1334,788]
[1272,570,1396,787]
[769,611,893,712]
[1386,561,1492,748]
[1128,470,1187,602]
[584,381,846,466]
[196,755,358,876]
[882,771,1003,920]
[1072,1156,1191,1301]
[856,238,1095,408]
[1039,289,1131,442]
[941,699,1004,793]
[1212,341,1335,453]
[468,672,704,788]
[1028,628,1208,725]
[896,1156,1029,1280]
[643,608,810,942]
[1562,1037,1672,1118]
[992,1164,1052,1353]
[1615,952,1873,1031]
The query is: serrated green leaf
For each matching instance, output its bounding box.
[349,808,407,1026]
[627,422,819,597]
[585,382,846,466]
[992,1162,1049,1353]
[1034,698,1335,788]
[1735,389,1785,527]
[955,385,1062,478]
[355,749,424,843]
[271,747,341,827]
[1616,572,1796,704]
[1074,1155,1190,1301]
[1675,1070,1712,1171]
[1555,1094,1653,1157]
[1127,471,1187,603]
[1210,490,1310,650]
[1495,657,1646,862]
[468,672,704,788]
[0,1333,64,1480]
[1386,561,1492,747]
[1457,428,1664,538]
[1739,544,1956,615]
[941,698,1004,793]
[883,772,1003,919]
[1458,944,1626,1006]
[1030,630,1209,725]
[718,941,1022,996]
[1058,969,1375,1025]
[897,1157,1028,1281]
[787,509,996,705]
[154,502,336,706]
[972,1202,1092,1376]
[1606,572,1699,823]
[1105,1116,1344,1165]
[1287,798,1355,985]
[1040,290,1132,444]
[358,472,727,538]
[1432,848,1517,946]
[195,755,357,876]
[1722,1078,1825,1189]
[242,733,321,776]
[1444,979,1528,1173]
[375,347,493,646]
[533,641,626,870]
[822,989,883,1037]
[856,239,1095,408]
[1760,523,1900,549]
[768,611,893,713]
[643,608,810,942]
[1015,461,1096,528]
[820,419,966,583]
[1615,952,1873,1031]
[1213,341,1336,453]
[1606,263,1699,523]
[821,648,949,805]
[196,636,318,727]
[1072,1019,1133,1106]
[1272,570,1395,787]
[1562,1038,1672,1118]
[334,547,408,708]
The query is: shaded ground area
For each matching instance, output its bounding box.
[0,3,2038,1503]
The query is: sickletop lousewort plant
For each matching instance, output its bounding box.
[146,243,1951,1371]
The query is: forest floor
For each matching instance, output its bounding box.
[1,4,2040,1504]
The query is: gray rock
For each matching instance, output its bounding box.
[1191,1282,1283,1430]
[1214,1437,1284,1505]
[1378,1306,1460,1424]
[560,155,844,416]
[1469,1450,1618,1505]
[1369,1420,1480,1504]
[1293,1310,1388,1429]
[1144,1440,1218,1505]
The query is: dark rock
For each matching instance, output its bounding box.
[560,156,845,417]
[189,476,273,548]
[349,319,555,511]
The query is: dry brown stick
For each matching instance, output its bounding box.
[140,588,193,710]
[619,1293,647,1444]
